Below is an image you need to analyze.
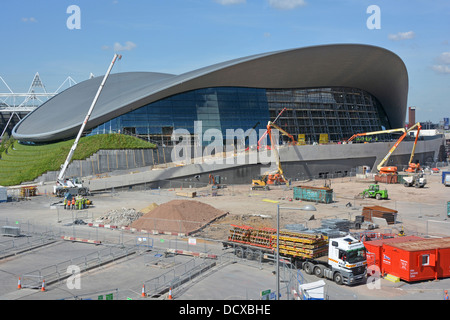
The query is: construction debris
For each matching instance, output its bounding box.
[97,208,143,227]
[320,219,350,232]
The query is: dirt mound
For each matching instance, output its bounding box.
[130,199,227,235]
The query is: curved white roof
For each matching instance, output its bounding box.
[12,44,408,142]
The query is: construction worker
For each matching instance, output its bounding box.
[444,290,449,300]
[71,198,75,210]
[64,198,67,210]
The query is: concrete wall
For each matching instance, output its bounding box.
[36,135,444,191]
[35,147,173,183]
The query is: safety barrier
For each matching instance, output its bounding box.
[19,246,136,287]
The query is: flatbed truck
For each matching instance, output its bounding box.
[222,225,367,285]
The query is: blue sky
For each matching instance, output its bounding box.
[1,0,449,123]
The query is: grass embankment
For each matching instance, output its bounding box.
[0,134,156,186]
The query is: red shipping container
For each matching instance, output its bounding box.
[381,237,450,282]
[364,236,423,271]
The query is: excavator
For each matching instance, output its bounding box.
[251,121,290,190]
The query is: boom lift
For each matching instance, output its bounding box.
[54,54,122,197]
[346,127,406,144]
[405,123,422,173]
[256,108,287,150]
[376,122,422,174]
[251,121,289,189]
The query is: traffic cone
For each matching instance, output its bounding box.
[141,284,146,297]
[41,279,46,292]
[168,287,173,300]
[17,277,22,289]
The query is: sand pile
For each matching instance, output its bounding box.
[131,199,227,235]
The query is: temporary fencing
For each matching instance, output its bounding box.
[20,245,136,288]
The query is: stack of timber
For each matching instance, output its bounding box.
[272,230,329,259]
[228,225,276,249]
[362,205,397,225]
[227,225,328,259]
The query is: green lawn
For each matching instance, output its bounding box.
[0,134,156,186]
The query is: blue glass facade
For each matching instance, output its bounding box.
[89,86,389,145]
[89,87,270,145]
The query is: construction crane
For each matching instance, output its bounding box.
[376,122,422,174]
[54,54,122,196]
[251,121,289,189]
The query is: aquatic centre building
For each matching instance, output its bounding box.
[13,44,408,146]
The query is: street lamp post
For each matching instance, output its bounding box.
[276,204,306,300]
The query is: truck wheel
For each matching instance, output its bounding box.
[375,193,381,200]
[245,249,254,260]
[404,182,410,187]
[313,265,324,278]
[333,272,343,285]
[303,262,313,275]
[235,248,244,258]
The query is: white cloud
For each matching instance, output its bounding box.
[113,41,137,52]
[21,17,38,23]
[431,65,450,74]
[388,31,415,41]
[432,52,450,74]
[215,0,246,5]
[437,52,450,65]
[268,0,307,10]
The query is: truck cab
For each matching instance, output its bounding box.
[328,235,367,285]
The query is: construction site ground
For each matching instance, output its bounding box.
[0,166,449,300]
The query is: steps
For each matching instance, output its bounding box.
[384,274,400,283]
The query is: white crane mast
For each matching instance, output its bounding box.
[57,54,122,183]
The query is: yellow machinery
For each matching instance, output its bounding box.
[319,134,329,144]
[252,121,290,189]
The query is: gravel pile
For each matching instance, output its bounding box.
[98,208,143,227]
